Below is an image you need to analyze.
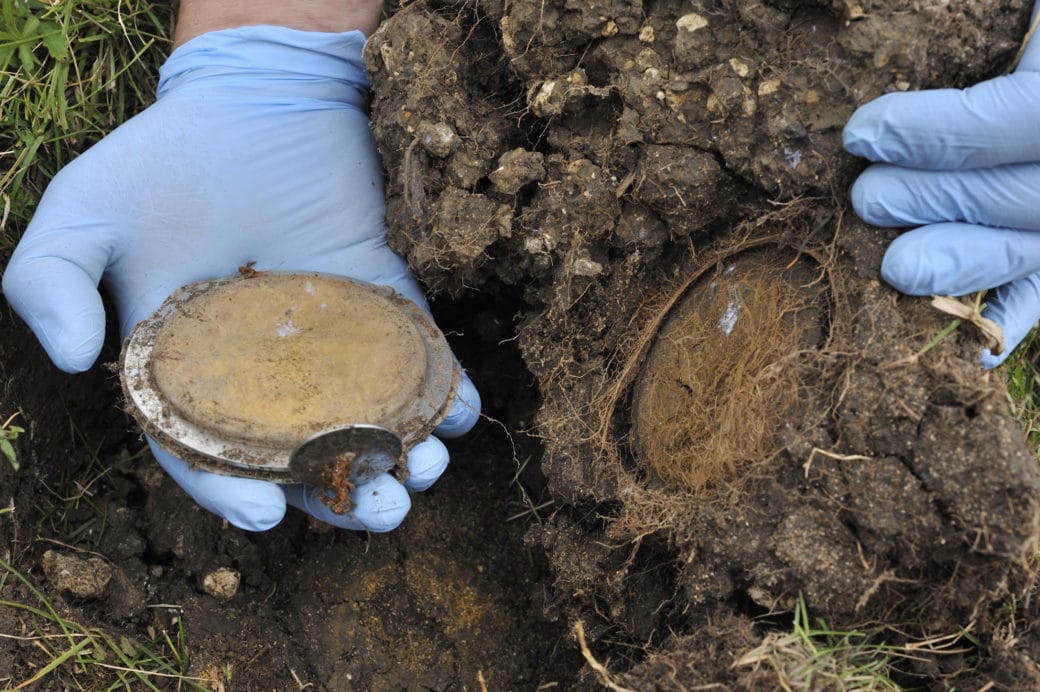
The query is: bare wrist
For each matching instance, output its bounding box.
[174,0,382,46]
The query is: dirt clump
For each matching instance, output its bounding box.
[364,0,1040,687]
[41,549,113,599]
[201,567,240,600]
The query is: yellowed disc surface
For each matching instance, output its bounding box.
[151,274,427,447]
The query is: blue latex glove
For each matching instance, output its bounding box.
[843,4,1040,368]
[1,26,480,532]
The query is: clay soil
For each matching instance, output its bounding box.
[6,0,1040,689]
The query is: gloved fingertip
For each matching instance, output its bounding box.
[980,348,1010,370]
[285,474,411,532]
[47,321,106,374]
[848,170,883,226]
[2,262,107,373]
[842,97,889,160]
[849,169,869,217]
[842,120,868,159]
[843,91,970,168]
[350,475,411,532]
[229,495,288,532]
[404,436,449,492]
[150,443,287,531]
[849,164,907,228]
[880,235,932,296]
[229,510,285,531]
[434,373,481,439]
[977,275,1040,370]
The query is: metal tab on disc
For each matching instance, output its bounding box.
[289,424,404,487]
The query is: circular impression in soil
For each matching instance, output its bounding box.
[631,248,829,491]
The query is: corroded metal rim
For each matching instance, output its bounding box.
[120,272,459,483]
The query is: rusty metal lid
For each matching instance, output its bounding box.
[120,272,459,485]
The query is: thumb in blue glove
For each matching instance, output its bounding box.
[1,26,481,531]
[843,2,1040,368]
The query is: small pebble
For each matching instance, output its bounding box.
[202,567,240,600]
[41,549,112,599]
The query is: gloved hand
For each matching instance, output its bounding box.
[1,26,480,532]
[843,4,1040,368]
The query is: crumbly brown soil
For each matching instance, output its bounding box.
[364,0,1040,687]
[5,0,1040,689]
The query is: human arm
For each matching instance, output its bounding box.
[174,0,382,46]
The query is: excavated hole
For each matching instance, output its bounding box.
[630,247,829,492]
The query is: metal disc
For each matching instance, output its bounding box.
[120,272,459,483]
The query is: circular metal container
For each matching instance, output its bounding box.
[120,272,459,485]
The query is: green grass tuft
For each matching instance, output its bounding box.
[0,0,173,250]
[1,411,24,470]
[0,556,208,690]
[1001,327,1040,453]
[733,596,976,690]
[734,597,904,690]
